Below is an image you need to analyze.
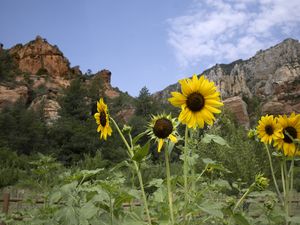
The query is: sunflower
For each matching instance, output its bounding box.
[147,114,178,153]
[168,75,223,128]
[256,115,283,144]
[273,113,300,156]
[94,98,112,140]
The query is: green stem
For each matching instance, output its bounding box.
[183,126,189,224]
[196,165,208,182]
[110,117,152,225]
[289,156,295,192]
[233,184,254,212]
[288,156,295,222]
[283,159,290,221]
[134,163,152,225]
[264,144,283,205]
[165,144,175,225]
[110,118,132,155]
[110,196,114,225]
[191,130,196,192]
[280,161,286,197]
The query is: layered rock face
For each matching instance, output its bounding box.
[0,85,28,108]
[9,36,70,77]
[156,38,300,125]
[0,36,120,124]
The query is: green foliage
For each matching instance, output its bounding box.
[0,101,48,155]
[5,169,144,225]
[196,112,269,186]
[0,49,19,81]
[0,147,28,188]
[59,78,89,120]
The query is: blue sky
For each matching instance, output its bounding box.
[1,0,300,96]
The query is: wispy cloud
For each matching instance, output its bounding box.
[167,0,300,68]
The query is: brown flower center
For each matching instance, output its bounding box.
[100,111,107,127]
[265,125,274,135]
[153,118,173,139]
[283,126,297,143]
[186,92,205,112]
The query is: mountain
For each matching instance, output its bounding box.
[155,38,300,127]
[1,37,300,128]
[0,36,126,124]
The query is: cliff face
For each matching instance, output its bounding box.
[9,36,71,77]
[0,36,121,124]
[155,38,300,125]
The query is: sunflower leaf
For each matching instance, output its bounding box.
[201,134,230,147]
[132,132,146,146]
[132,141,150,162]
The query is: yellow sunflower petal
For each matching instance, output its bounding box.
[158,139,164,153]
[169,134,177,143]
[169,92,187,107]
[179,78,193,96]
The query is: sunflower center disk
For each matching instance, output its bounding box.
[153,118,173,139]
[100,111,107,127]
[283,126,297,143]
[186,92,205,112]
[265,125,274,135]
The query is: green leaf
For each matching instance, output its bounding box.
[199,201,224,218]
[50,191,62,204]
[233,213,251,225]
[202,158,216,165]
[56,206,78,225]
[212,179,232,190]
[288,216,300,224]
[80,202,98,220]
[201,134,230,147]
[147,178,164,188]
[132,141,150,162]
[180,153,199,166]
[132,132,146,145]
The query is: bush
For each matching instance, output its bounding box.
[0,147,28,188]
[196,112,270,186]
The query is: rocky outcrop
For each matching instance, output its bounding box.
[156,38,300,124]
[223,96,250,128]
[9,35,73,77]
[0,37,127,124]
[116,106,135,123]
[0,85,28,108]
[30,95,61,125]
[91,69,120,99]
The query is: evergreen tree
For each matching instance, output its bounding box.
[135,86,153,117]
[59,78,88,120]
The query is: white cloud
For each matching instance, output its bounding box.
[167,0,300,68]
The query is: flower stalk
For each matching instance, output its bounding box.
[264,144,283,205]
[110,117,152,225]
[183,126,189,224]
[233,184,255,212]
[165,144,175,225]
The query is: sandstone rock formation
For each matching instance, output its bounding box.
[91,69,120,99]
[0,85,28,108]
[30,95,61,125]
[0,37,123,124]
[223,96,250,128]
[9,35,72,77]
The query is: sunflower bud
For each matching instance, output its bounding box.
[122,125,132,133]
[247,129,256,139]
[255,173,269,191]
[264,199,275,210]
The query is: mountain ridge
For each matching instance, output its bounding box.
[154,38,300,126]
